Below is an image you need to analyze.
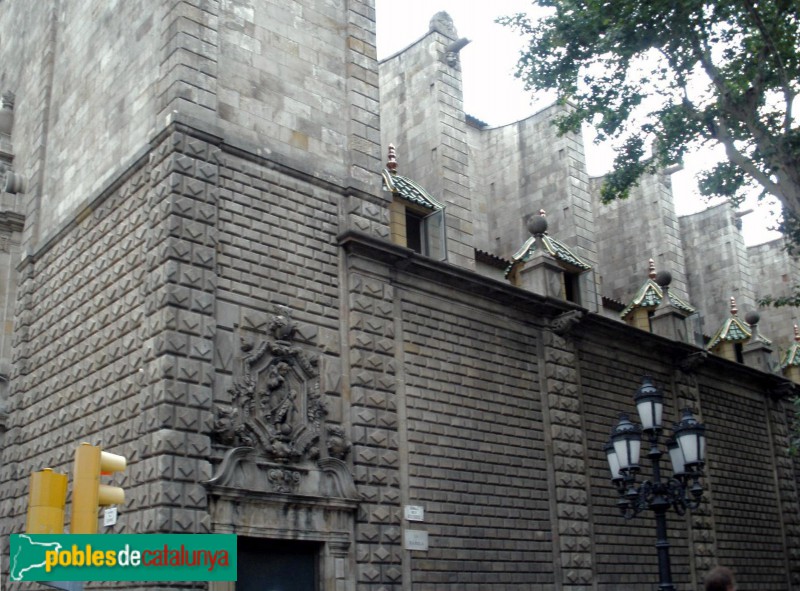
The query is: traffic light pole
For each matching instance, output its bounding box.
[70,442,126,534]
[19,442,126,590]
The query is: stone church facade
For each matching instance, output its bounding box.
[0,2,799,590]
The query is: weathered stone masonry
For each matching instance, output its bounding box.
[137,129,220,536]
[2,150,151,534]
[3,2,800,591]
[540,323,595,589]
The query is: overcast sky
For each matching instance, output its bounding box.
[374,1,782,246]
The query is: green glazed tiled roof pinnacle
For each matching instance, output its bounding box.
[381,144,443,211]
[708,296,753,350]
[620,259,695,319]
[382,172,443,211]
[504,210,591,278]
[781,325,800,368]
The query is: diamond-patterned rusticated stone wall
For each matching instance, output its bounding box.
[1,146,151,567]
[3,4,800,591]
[0,127,221,590]
[3,119,800,591]
[136,129,220,541]
[539,327,594,588]
[346,266,404,590]
[767,395,800,588]
[1,116,373,588]
[673,362,719,585]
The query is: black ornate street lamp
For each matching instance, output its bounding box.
[604,376,707,591]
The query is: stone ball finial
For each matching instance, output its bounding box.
[527,210,548,236]
[386,144,397,174]
[648,258,657,280]
[730,296,738,316]
[655,270,672,287]
[745,310,760,326]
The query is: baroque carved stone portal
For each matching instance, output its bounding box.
[205,446,359,501]
[212,311,350,463]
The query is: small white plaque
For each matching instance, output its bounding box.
[404,505,424,522]
[103,507,118,527]
[404,529,429,551]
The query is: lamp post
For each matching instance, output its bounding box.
[604,376,707,591]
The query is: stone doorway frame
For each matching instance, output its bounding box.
[206,448,359,591]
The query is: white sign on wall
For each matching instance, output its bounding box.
[103,507,118,527]
[404,530,429,551]
[404,505,424,522]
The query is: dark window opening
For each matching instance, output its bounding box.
[397,202,446,261]
[735,342,744,363]
[406,209,424,254]
[237,537,320,591]
[565,273,580,304]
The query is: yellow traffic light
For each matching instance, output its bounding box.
[25,468,68,534]
[70,442,127,534]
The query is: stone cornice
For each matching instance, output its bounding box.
[582,311,793,390]
[0,209,23,232]
[338,228,582,321]
[340,228,796,394]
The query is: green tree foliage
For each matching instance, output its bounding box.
[499,0,800,213]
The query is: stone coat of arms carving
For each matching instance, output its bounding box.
[212,312,350,463]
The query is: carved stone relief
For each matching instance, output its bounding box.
[205,446,359,501]
[212,310,350,464]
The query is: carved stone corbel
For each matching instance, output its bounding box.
[769,381,797,400]
[551,310,585,336]
[678,351,708,374]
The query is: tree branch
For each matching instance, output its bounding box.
[741,0,795,133]
[686,6,787,197]
[712,117,784,198]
